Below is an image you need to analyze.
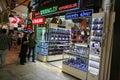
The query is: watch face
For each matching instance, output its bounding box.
[96,30,102,36]
[93,18,104,24]
[93,18,99,24]
[98,24,103,30]
[99,17,104,24]
[92,24,98,30]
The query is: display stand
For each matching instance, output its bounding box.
[62,44,89,80]
[37,23,70,62]
[62,64,87,80]
[87,12,105,80]
[62,9,93,80]
[37,54,47,62]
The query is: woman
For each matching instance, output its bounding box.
[19,32,29,65]
[27,32,36,62]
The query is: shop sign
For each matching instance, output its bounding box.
[34,11,40,16]
[65,9,93,19]
[32,17,46,24]
[59,3,77,11]
[40,0,79,16]
[40,6,58,15]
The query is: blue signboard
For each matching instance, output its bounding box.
[65,9,93,19]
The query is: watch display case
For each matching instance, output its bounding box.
[88,17,104,75]
[37,25,71,61]
[48,27,70,55]
[62,18,92,80]
[87,12,105,80]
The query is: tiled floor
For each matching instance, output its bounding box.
[0,47,79,80]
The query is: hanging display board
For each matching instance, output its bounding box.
[40,0,80,16]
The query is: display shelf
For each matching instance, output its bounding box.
[88,12,105,80]
[47,55,63,61]
[62,64,87,80]
[49,44,70,47]
[89,54,100,62]
[62,17,92,80]
[37,54,70,62]
[36,26,71,61]
[75,43,88,47]
[87,72,99,80]
[37,54,47,62]
[63,43,89,58]
[63,57,88,72]
[48,41,69,42]
[89,60,100,69]
[63,50,88,59]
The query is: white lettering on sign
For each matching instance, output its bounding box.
[32,17,45,24]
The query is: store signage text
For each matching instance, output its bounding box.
[40,6,58,15]
[40,0,79,16]
[59,3,78,11]
[34,11,40,16]
[65,9,93,19]
[32,17,46,24]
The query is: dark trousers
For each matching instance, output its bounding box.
[28,46,35,61]
[20,52,27,64]
[20,46,28,64]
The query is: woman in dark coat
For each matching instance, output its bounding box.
[19,32,29,65]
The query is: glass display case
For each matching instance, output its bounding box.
[62,17,92,80]
[87,12,105,80]
[37,24,71,61]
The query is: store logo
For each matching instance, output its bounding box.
[39,0,79,16]
[65,9,93,19]
[66,13,79,19]
[79,11,92,17]
[40,6,58,15]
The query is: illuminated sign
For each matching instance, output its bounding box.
[32,17,46,24]
[65,9,93,19]
[40,6,58,15]
[59,3,77,11]
[40,0,79,16]
[34,12,40,16]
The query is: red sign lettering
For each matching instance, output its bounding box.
[59,3,77,11]
[34,12,40,16]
